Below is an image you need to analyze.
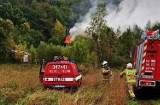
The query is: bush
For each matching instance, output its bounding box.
[37,41,64,62]
[71,36,92,64]
[28,45,38,63]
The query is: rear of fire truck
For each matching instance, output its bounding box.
[39,56,82,89]
[133,30,160,88]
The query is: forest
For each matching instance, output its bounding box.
[0,0,160,67]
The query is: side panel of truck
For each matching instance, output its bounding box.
[135,41,144,75]
[134,30,160,88]
[133,47,137,69]
[156,42,160,80]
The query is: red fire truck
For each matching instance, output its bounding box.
[133,30,160,88]
[39,57,82,89]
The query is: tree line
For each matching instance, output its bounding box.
[0,1,160,68]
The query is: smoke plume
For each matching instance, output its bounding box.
[70,0,160,39]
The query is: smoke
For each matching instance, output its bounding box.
[69,0,98,39]
[70,0,160,39]
[107,0,160,30]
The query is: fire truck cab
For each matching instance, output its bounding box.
[39,57,82,89]
[133,30,160,88]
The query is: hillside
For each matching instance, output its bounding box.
[0,0,160,68]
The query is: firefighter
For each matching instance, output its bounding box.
[101,61,112,84]
[120,63,137,99]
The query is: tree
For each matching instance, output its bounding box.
[151,22,160,30]
[99,27,118,66]
[37,41,48,61]
[71,36,91,64]
[20,29,44,47]
[118,26,142,63]
[0,3,25,25]
[0,18,16,62]
[20,3,55,41]
[37,41,63,62]
[28,44,38,63]
[51,19,66,43]
[48,36,60,45]
[86,3,108,65]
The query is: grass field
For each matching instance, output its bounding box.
[0,64,159,105]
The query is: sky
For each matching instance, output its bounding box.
[69,0,160,39]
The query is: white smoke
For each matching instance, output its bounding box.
[69,0,98,39]
[107,0,160,30]
[70,0,160,39]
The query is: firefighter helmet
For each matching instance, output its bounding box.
[126,63,132,69]
[102,61,108,65]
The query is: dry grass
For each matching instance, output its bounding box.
[0,64,42,104]
[58,69,128,105]
[0,64,128,105]
[102,71,128,105]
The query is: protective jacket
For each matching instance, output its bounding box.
[120,69,136,83]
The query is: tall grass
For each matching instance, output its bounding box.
[0,64,128,105]
[102,71,128,105]
[0,64,41,105]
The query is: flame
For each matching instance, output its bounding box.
[64,35,71,44]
